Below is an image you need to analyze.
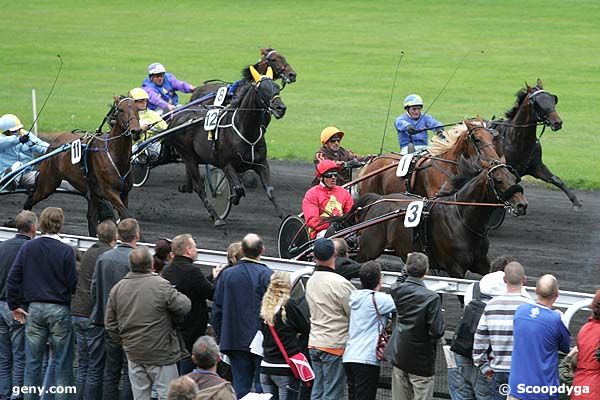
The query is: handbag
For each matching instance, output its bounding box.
[268,324,315,384]
[372,292,390,361]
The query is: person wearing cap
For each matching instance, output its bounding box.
[0,113,49,189]
[141,63,196,114]
[302,159,354,240]
[129,87,168,162]
[314,126,366,185]
[305,237,355,400]
[395,94,444,154]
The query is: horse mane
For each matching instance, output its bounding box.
[428,123,468,156]
[228,81,253,108]
[505,88,528,119]
[437,155,482,196]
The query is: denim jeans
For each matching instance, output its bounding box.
[103,332,132,400]
[0,301,25,400]
[447,353,495,400]
[260,373,294,400]
[227,351,262,399]
[85,325,105,400]
[308,349,345,400]
[491,371,509,400]
[23,303,74,400]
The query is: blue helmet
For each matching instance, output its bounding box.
[0,114,23,133]
[404,94,424,109]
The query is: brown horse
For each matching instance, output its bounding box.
[355,156,528,277]
[24,96,141,234]
[490,79,581,210]
[190,47,296,103]
[167,67,286,227]
[356,118,502,197]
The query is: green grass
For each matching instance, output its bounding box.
[2,0,599,188]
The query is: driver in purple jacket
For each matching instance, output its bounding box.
[141,63,196,114]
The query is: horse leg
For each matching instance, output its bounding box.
[530,162,583,211]
[254,163,285,219]
[86,195,101,237]
[221,164,245,206]
[101,190,133,221]
[23,169,62,211]
[188,163,226,227]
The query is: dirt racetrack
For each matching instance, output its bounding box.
[1,160,598,294]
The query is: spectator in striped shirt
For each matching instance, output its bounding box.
[472,262,533,400]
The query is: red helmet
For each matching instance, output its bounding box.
[315,159,338,177]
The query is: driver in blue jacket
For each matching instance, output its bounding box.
[395,94,443,154]
[0,114,49,189]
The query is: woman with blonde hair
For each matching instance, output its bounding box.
[260,271,310,400]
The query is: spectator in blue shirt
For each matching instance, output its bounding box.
[509,275,571,400]
[395,94,443,154]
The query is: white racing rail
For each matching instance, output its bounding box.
[0,227,593,328]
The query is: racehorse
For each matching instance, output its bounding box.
[490,79,581,210]
[24,96,141,234]
[354,155,527,278]
[167,66,286,227]
[356,118,502,197]
[190,47,296,103]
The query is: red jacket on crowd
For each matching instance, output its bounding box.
[571,317,600,399]
[301,183,353,238]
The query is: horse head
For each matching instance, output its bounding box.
[526,79,562,131]
[484,160,528,216]
[248,66,287,119]
[258,47,297,84]
[463,118,504,164]
[112,96,142,141]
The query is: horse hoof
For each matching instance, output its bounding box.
[214,219,226,228]
[573,204,583,212]
[230,195,240,206]
[178,184,192,193]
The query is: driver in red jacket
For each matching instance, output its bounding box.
[302,160,354,239]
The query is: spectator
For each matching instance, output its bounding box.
[463,255,517,305]
[509,275,571,400]
[226,241,243,267]
[305,237,355,400]
[571,289,600,400]
[0,211,37,399]
[186,336,236,400]
[386,252,444,400]
[212,233,273,399]
[105,246,191,400]
[7,207,77,400]
[558,347,578,400]
[162,234,217,374]
[71,220,117,400]
[153,238,172,275]
[142,63,195,113]
[259,271,311,400]
[332,238,361,281]
[167,376,198,400]
[472,262,532,400]
[90,218,141,400]
[343,261,395,400]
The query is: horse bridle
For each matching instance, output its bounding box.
[254,77,282,116]
[528,88,559,127]
[259,49,292,86]
[467,126,502,163]
[486,163,523,204]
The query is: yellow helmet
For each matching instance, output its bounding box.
[320,126,344,145]
[129,87,149,101]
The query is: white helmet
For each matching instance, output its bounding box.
[148,63,166,75]
[0,114,24,133]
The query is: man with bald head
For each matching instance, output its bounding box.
[211,233,273,398]
[473,262,533,399]
[509,275,570,400]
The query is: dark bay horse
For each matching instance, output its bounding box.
[490,79,581,210]
[167,66,286,227]
[191,47,296,103]
[355,156,528,278]
[356,118,502,197]
[24,96,141,233]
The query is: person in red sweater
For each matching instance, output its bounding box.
[571,289,600,400]
[302,159,354,239]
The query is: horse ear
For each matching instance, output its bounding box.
[113,95,121,103]
[266,66,274,79]
[525,81,532,91]
[464,118,474,129]
[248,65,262,83]
[536,78,544,89]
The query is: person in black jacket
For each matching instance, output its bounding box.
[332,239,361,281]
[162,233,218,375]
[385,252,445,400]
[0,210,37,399]
[259,271,310,400]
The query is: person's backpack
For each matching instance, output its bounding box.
[450,282,491,358]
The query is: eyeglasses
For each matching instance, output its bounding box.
[328,138,341,143]
[323,172,338,178]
